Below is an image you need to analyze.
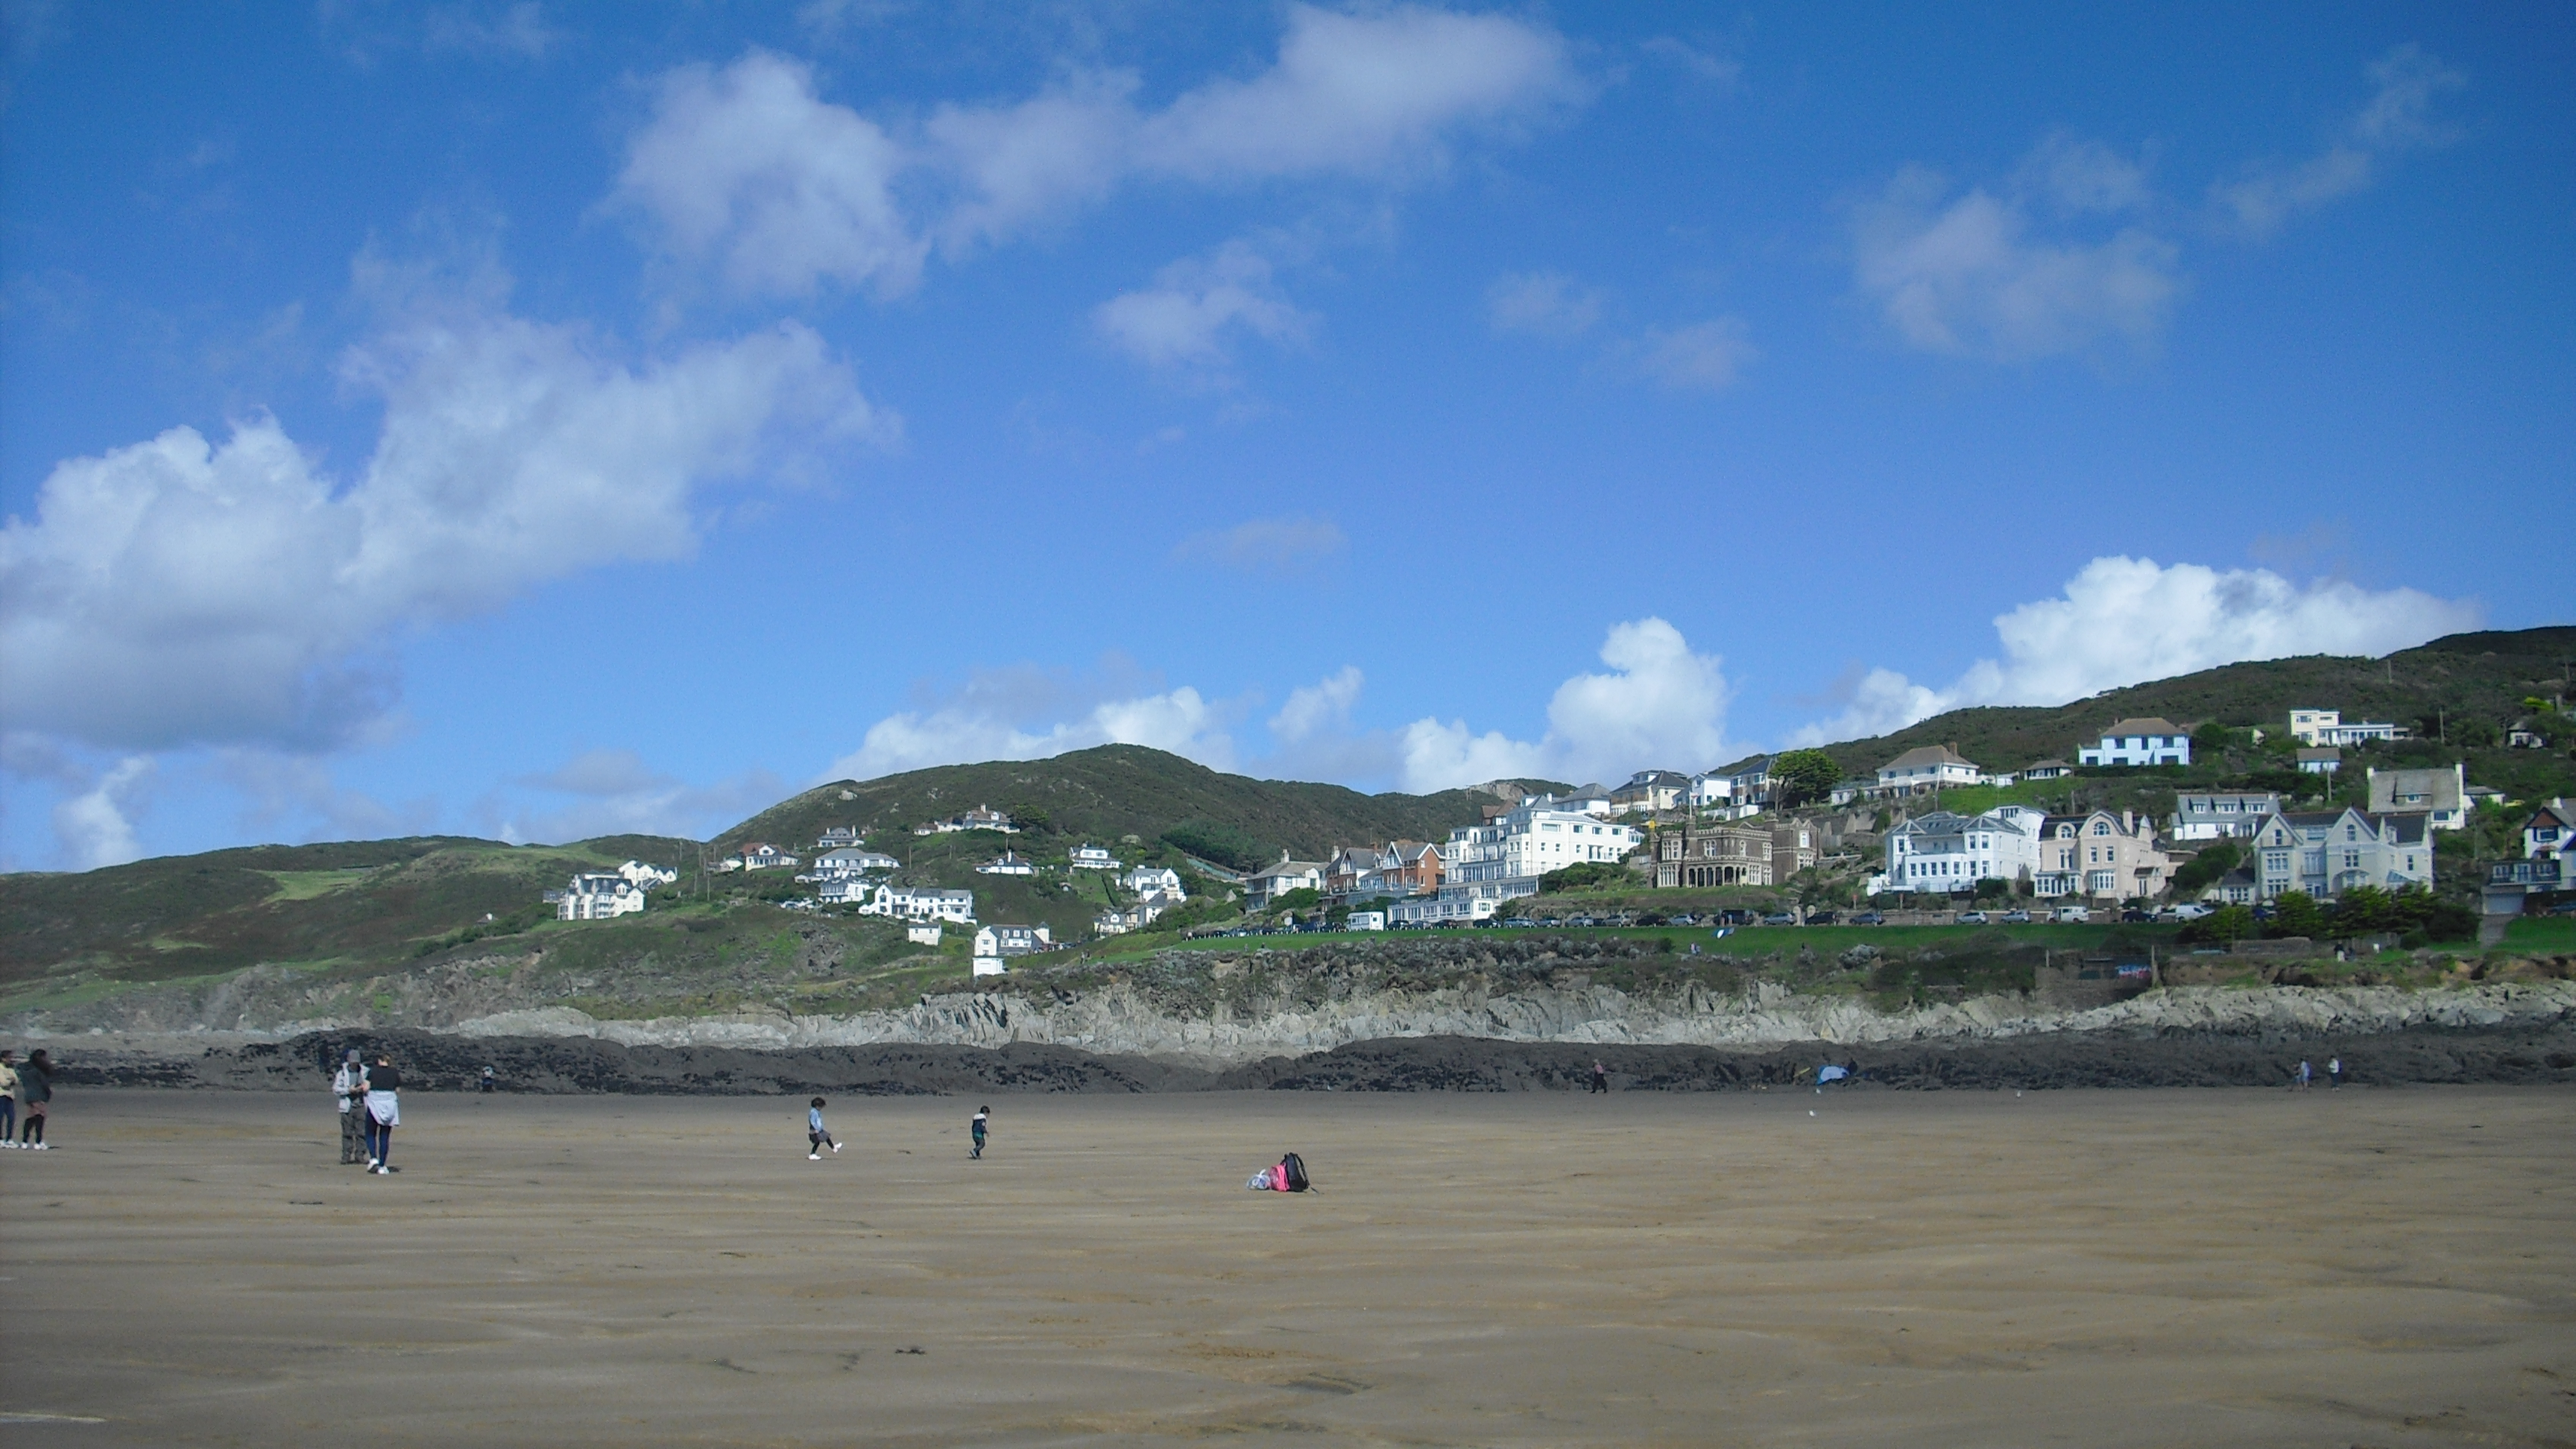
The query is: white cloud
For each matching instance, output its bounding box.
[613,6,1579,300]
[423,2,558,60]
[1172,513,1345,574]
[1398,618,1735,792]
[488,748,786,844]
[1486,271,1601,338]
[824,666,1240,782]
[1094,239,1313,369]
[0,294,886,755]
[53,754,155,871]
[2211,43,2464,239]
[2015,131,2152,215]
[1270,666,1364,744]
[1134,4,1576,183]
[1640,318,1758,391]
[1789,555,2484,745]
[614,51,925,299]
[1852,165,2181,361]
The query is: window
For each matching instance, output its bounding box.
[2093,821,2112,835]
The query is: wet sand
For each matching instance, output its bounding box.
[3,1087,2570,1446]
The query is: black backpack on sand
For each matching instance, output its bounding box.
[1280,1152,1311,1193]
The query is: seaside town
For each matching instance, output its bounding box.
[538,704,2573,973]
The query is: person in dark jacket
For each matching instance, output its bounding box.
[17,1049,54,1149]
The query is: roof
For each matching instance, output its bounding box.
[2296,747,2340,760]
[1881,744,1975,771]
[2367,765,2464,813]
[2024,758,2070,769]
[2097,717,2185,738]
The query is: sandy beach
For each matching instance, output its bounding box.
[2,1086,2569,1446]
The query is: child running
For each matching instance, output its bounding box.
[807,1097,839,1160]
[970,1105,989,1160]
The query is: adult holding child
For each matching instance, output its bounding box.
[362,1053,402,1174]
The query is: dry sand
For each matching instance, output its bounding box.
[2,1086,2570,1447]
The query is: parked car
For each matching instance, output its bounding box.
[1714,909,1757,926]
[1808,909,1840,925]
[2050,906,2092,923]
[1850,910,1884,925]
[2551,899,2576,916]
[1957,910,1990,925]
[2001,909,2033,924]
[2120,908,2153,922]
[2157,902,2214,921]
[1760,912,1799,926]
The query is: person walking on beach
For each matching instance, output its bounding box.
[0,1049,19,1148]
[807,1098,839,1160]
[2328,1056,2342,1089]
[969,1105,988,1159]
[480,1066,496,1094]
[16,1049,53,1148]
[1590,1061,1609,1094]
[362,1054,401,1173]
[2294,1059,2312,1093]
[332,1049,368,1164]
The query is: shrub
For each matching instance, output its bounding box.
[1540,861,1634,894]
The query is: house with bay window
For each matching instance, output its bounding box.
[2247,808,2433,899]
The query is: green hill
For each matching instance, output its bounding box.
[721,743,1506,868]
[1799,626,2575,789]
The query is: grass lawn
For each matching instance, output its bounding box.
[2502,915,2576,953]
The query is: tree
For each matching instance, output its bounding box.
[2269,891,2326,939]
[1771,749,1843,807]
[2180,905,2256,944]
[2170,842,2243,897]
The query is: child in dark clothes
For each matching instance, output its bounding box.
[807,1097,839,1160]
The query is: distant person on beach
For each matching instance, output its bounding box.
[0,1049,18,1148]
[1590,1061,1609,1094]
[970,1106,989,1159]
[808,1098,839,1160]
[2328,1057,2342,1089]
[2294,1060,2312,1093]
[17,1049,53,1149]
[481,1066,496,1094]
[332,1049,368,1164]
[362,1055,401,1173]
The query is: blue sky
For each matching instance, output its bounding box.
[3,1,2569,869]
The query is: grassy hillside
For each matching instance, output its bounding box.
[719,743,1500,865]
[1808,626,2576,779]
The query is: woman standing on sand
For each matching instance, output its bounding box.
[362,1054,402,1174]
[0,1049,19,1147]
[17,1049,53,1149]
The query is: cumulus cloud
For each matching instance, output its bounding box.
[486,748,786,845]
[1789,555,2484,745]
[824,663,1241,781]
[2211,44,2463,239]
[1852,164,2180,361]
[1486,271,1601,338]
[1270,666,1364,744]
[613,6,1579,299]
[1172,514,1346,574]
[1093,239,1313,370]
[47,754,155,871]
[1640,318,1758,391]
[0,294,886,755]
[1398,619,1735,792]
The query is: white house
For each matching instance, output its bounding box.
[906,924,943,946]
[1881,806,2045,894]
[2288,709,2340,745]
[1389,889,1502,926]
[2021,759,2073,780]
[736,842,798,871]
[812,826,863,851]
[2032,810,2174,900]
[2248,807,2434,899]
[816,878,874,906]
[556,872,650,920]
[972,924,1052,959]
[1068,844,1120,871]
[2525,799,2575,862]
[1245,854,1328,909]
[975,852,1036,876]
[1726,757,1773,808]
[1442,803,1642,891]
[2169,792,2282,842]
[2290,709,2406,747]
[2367,763,2468,830]
[1608,770,1690,815]
[2077,718,2191,768]
[813,847,900,877]
[1688,772,1735,809]
[1121,865,1185,900]
[857,886,976,924]
[2298,747,2342,775]
[925,804,1018,835]
[1345,910,1386,932]
[1875,744,1983,796]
